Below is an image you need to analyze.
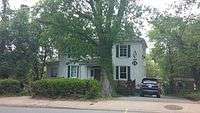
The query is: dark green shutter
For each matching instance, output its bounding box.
[68,66,70,78]
[128,45,131,57]
[116,66,119,79]
[77,66,79,78]
[127,66,130,80]
[116,45,119,57]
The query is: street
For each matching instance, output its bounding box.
[0,106,154,113]
[0,96,199,113]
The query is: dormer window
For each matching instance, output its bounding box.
[116,45,131,58]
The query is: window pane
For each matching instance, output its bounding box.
[120,45,127,57]
[71,66,79,78]
[120,66,127,79]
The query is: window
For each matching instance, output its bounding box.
[120,45,128,57]
[50,67,58,77]
[116,66,130,80]
[68,66,79,78]
[116,45,131,57]
[120,66,127,79]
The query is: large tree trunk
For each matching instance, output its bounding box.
[98,36,114,97]
[88,0,128,97]
[101,69,112,97]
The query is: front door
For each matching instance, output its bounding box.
[94,69,101,81]
[91,68,101,81]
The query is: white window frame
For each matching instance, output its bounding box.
[69,65,79,78]
[119,45,128,57]
[116,66,130,80]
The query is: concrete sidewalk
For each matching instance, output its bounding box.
[0,96,199,113]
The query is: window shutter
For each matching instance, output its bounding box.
[116,66,119,79]
[77,66,79,78]
[127,66,131,80]
[128,45,131,57]
[116,45,119,57]
[68,66,70,78]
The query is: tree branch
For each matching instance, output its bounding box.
[76,11,93,20]
[37,19,98,46]
[105,0,115,31]
[112,0,128,35]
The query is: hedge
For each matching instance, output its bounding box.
[31,78,101,99]
[0,79,21,95]
[181,91,200,101]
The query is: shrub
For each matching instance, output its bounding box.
[182,91,200,101]
[115,80,135,95]
[0,79,21,96]
[31,78,101,99]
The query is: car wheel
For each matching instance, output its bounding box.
[157,94,160,98]
[140,93,144,97]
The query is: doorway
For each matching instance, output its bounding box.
[91,67,101,81]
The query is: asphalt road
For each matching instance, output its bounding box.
[0,106,155,113]
[116,95,194,103]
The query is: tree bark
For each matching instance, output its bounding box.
[101,69,112,97]
[98,35,113,97]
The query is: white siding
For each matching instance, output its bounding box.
[58,56,68,77]
[79,65,88,79]
[57,56,92,79]
[54,39,146,86]
[112,42,146,86]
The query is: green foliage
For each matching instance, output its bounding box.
[0,79,21,95]
[145,55,162,78]
[31,78,101,99]
[149,15,200,79]
[181,91,200,101]
[0,5,40,81]
[32,0,147,96]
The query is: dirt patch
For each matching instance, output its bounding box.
[164,105,183,110]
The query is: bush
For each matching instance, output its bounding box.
[115,80,135,95]
[0,79,21,96]
[182,91,200,101]
[31,78,101,99]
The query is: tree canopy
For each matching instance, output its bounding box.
[148,1,200,89]
[32,0,147,95]
[0,0,199,95]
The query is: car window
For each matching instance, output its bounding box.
[143,80,157,84]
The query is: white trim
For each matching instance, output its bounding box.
[119,45,128,57]
[116,66,130,80]
[116,44,131,58]
[68,65,80,78]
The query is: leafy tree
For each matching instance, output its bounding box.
[145,55,161,78]
[149,14,200,90]
[0,0,13,78]
[33,0,146,96]
[0,3,40,81]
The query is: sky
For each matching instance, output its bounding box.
[8,0,178,53]
[9,0,178,10]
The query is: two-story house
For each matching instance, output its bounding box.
[47,38,147,87]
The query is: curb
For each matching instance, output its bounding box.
[0,104,161,113]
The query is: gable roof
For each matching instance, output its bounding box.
[116,38,147,49]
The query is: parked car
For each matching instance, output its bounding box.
[140,78,161,98]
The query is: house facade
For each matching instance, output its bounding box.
[47,38,147,86]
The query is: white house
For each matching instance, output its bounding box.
[47,38,147,86]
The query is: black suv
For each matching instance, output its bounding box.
[140,78,161,98]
